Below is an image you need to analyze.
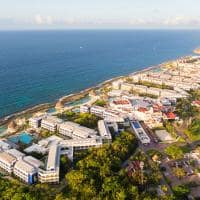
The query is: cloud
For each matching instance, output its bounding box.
[34,14,54,25]
[163,16,200,26]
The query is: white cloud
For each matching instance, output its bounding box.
[34,14,54,25]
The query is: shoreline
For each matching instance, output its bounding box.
[0,54,193,126]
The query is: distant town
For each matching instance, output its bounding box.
[0,55,200,199]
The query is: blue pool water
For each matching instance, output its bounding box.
[9,132,33,145]
[1,30,200,118]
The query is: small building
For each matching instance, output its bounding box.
[39,145,60,183]
[41,115,63,132]
[80,105,90,113]
[24,143,47,154]
[155,130,174,143]
[90,106,106,117]
[23,156,44,168]
[14,159,38,184]
[0,140,11,151]
[59,122,96,139]
[60,137,102,150]
[130,121,151,145]
[98,120,112,143]
[0,152,16,173]
[6,149,25,160]
[29,116,43,129]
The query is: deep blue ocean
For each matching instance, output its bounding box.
[0,30,200,118]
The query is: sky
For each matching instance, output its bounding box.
[0,0,200,30]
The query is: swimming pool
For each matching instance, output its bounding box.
[9,132,33,145]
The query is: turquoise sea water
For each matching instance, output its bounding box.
[0,30,200,118]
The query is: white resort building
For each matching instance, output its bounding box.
[98,120,112,143]
[41,115,63,132]
[13,159,38,184]
[39,145,60,183]
[0,152,16,173]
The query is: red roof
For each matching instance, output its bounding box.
[193,100,200,105]
[138,107,148,112]
[113,99,130,105]
[166,112,176,119]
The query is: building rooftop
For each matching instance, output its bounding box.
[6,149,25,160]
[24,156,44,168]
[14,159,37,173]
[0,152,16,165]
[46,145,59,171]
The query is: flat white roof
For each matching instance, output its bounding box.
[38,135,63,147]
[98,120,112,139]
[24,143,47,154]
[155,130,174,142]
[0,152,16,165]
[0,140,11,150]
[46,145,59,171]
[6,149,25,159]
[24,156,44,168]
[14,159,36,173]
[60,137,102,147]
[42,115,63,125]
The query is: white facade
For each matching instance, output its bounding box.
[90,106,106,117]
[0,152,16,173]
[29,117,43,129]
[41,116,63,132]
[60,137,102,150]
[130,121,151,145]
[6,149,25,160]
[59,122,96,139]
[80,105,90,113]
[39,145,60,183]
[98,120,112,143]
[0,140,11,151]
[14,159,38,184]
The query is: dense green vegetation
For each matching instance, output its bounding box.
[139,92,158,99]
[137,80,173,90]
[57,112,99,128]
[0,178,56,200]
[64,131,138,199]
[94,99,107,107]
[185,118,200,141]
[165,145,184,159]
[172,185,190,199]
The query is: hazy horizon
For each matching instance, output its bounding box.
[1,0,200,30]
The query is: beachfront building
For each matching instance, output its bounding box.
[103,109,125,123]
[0,152,16,173]
[29,116,43,129]
[108,90,124,97]
[90,106,106,117]
[13,159,38,184]
[80,105,90,113]
[98,120,112,143]
[60,137,102,150]
[130,121,151,145]
[109,99,133,111]
[38,145,60,183]
[120,83,133,91]
[41,115,63,132]
[59,122,97,139]
[112,80,123,90]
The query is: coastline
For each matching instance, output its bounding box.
[0,54,191,127]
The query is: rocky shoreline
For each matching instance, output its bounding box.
[0,62,169,127]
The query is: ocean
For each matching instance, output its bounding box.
[0,29,200,118]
